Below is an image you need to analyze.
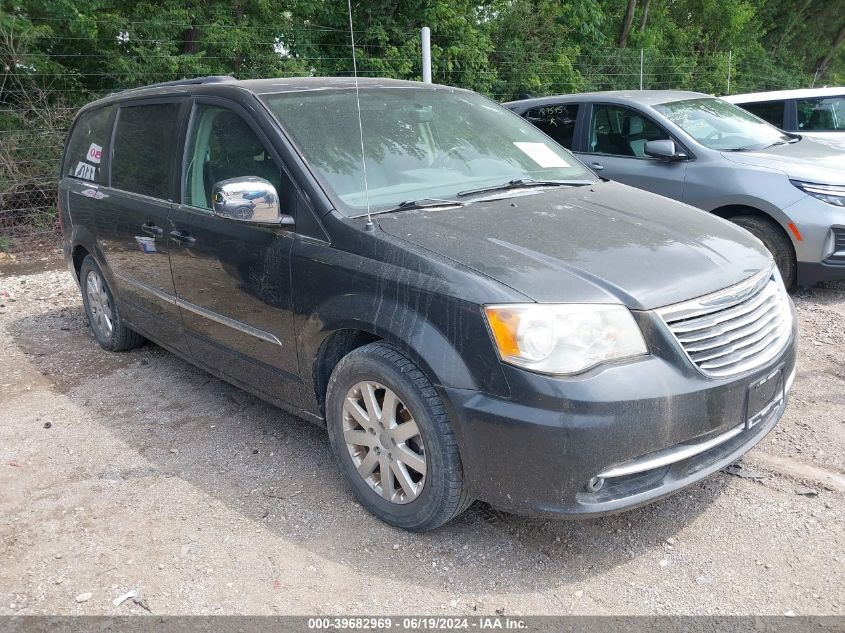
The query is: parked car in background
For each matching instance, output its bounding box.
[506,90,845,288]
[60,77,795,531]
[724,87,845,148]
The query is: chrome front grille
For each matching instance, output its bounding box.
[657,265,793,378]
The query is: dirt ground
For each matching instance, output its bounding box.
[1,255,843,616]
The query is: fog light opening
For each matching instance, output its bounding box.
[587,476,605,492]
[822,229,836,260]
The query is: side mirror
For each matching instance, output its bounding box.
[211,176,294,226]
[644,139,687,161]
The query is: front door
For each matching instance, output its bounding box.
[168,100,300,405]
[576,103,687,201]
[96,100,189,354]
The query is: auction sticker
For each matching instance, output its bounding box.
[74,162,97,181]
[86,143,103,164]
[513,142,570,168]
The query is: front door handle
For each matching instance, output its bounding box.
[141,222,163,237]
[589,162,605,171]
[170,230,196,246]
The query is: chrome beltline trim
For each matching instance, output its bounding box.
[113,272,283,347]
[597,366,795,479]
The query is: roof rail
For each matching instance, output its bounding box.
[114,75,237,95]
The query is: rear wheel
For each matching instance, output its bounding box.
[325,343,473,531]
[80,255,145,352]
[731,215,797,290]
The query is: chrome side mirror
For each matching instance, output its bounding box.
[211,176,294,225]
[644,139,688,161]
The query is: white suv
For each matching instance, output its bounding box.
[724,88,845,149]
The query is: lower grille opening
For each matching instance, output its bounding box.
[823,228,845,265]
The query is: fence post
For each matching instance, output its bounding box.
[639,48,644,90]
[421,27,432,83]
[727,49,732,94]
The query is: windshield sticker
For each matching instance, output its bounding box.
[86,143,103,164]
[513,142,570,168]
[74,161,97,181]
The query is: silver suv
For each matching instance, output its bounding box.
[506,90,845,288]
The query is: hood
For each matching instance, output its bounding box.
[800,133,845,152]
[721,137,845,185]
[376,181,771,310]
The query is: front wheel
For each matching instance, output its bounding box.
[325,343,473,531]
[730,215,797,290]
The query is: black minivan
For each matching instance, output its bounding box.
[59,76,796,531]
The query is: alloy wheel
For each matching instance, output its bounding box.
[85,269,114,339]
[342,381,427,504]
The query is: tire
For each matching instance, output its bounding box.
[731,215,797,290]
[79,255,145,352]
[325,342,473,531]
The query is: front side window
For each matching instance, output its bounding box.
[64,106,113,184]
[587,105,669,157]
[654,97,791,151]
[741,100,785,128]
[262,88,595,215]
[111,102,180,198]
[524,104,579,149]
[797,96,845,131]
[184,104,282,211]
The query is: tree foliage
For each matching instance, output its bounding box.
[1,0,842,106]
[0,0,843,249]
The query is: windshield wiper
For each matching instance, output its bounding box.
[457,178,593,198]
[377,197,467,214]
[727,138,794,152]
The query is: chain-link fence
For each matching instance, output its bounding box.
[0,33,819,255]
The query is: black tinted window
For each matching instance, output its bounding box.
[588,105,669,157]
[797,96,845,131]
[64,106,113,184]
[741,101,785,127]
[112,103,180,198]
[524,104,579,149]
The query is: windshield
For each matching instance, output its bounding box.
[654,97,792,151]
[262,87,595,214]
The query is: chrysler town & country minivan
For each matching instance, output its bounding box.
[59,77,796,531]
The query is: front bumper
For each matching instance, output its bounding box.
[783,195,845,286]
[797,259,845,287]
[440,312,797,518]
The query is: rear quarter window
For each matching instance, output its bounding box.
[524,104,580,149]
[64,106,113,184]
[111,102,181,199]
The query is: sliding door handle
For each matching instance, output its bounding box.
[170,230,196,246]
[141,222,163,237]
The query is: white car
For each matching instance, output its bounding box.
[724,88,845,149]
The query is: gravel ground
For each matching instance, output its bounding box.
[1,256,843,616]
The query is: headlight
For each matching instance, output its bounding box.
[791,180,845,207]
[483,304,648,375]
